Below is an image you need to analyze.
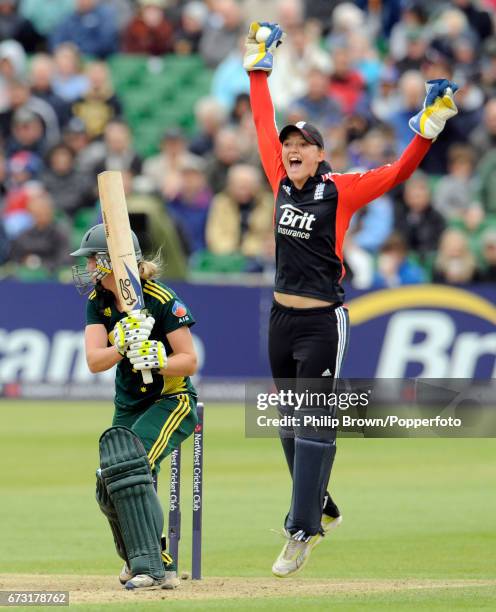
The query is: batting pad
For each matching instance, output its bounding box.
[99,427,165,579]
[95,471,128,562]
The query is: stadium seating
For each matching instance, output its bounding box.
[109,55,213,158]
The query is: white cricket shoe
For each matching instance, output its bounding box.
[272,529,321,578]
[321,513,343,535]
[119,563,133,585]
[120,561,179,590]
[161,569,180,590]
[124,574,165,590]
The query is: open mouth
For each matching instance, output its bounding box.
[289,158,302,171]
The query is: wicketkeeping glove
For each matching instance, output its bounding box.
[243,21,285,74]
[112,311,155,356]
[127,340,167,371]
[409,79,459,140]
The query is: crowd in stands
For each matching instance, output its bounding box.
[0,0,495,288]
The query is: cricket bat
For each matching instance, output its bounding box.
[97,170,153,384]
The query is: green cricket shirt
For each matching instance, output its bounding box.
[86,279,197,410]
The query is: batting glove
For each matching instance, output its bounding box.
[127,340,167,371]
[243,21,285,74]
[112,311,155,356]
[409,79,459,140]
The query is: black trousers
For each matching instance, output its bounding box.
[269,300,350,383]
[268,300,350,535]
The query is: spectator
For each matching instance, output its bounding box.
[19,0,75,38]
[0,0,42,53]
[478,227,496,282]
[94,119,142,175]
[103,0,135,32]
[6,107,48,157]
[302,0,336,35]
[0,39,26,111]
[420,74,483,175]
[239,0,279,27]
[3,172,42,238]
[143,127,202,198]
[29,54,71,128]
[205,126,244,193]
[328,45,367,116]
[371,64,401,123]
[386,70,424,152]
[269,23,330,113]
[211,34,249,111]
[475,147,496,215]
[52,43,89,103]
[452,36,479,82]
[41,143,94,218]
[349,31,382,93]
[72,60,122,139]
[289,62,342,130]
[62,116,103,173]
[326,2,367,50]
[373,232,425,288]
[433,145,477,220]
[199,0,243,69]
[174,1,208,55]
[167,156,212,255]
[230,92,251,126]
[122,0,174,56]
[452,0,493,45]
[349,128,395,171]
[388,1,429,62]
[480,38,496,99]
[395,29,430,76]
[189,96,227,157]
[394,171,445,260]
[469,98,496,159]
[432,228,478,284]
[50,0,118,58]
[10,189,70,272]
[349,194,393,253]
[6,149,41,186]
[430,8,474,61]
[1,78,61,148]
[451,204,488,261]
[345,192,394,289]
[121,170,188,279]
[206,164,273,262]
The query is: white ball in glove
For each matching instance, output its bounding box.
[256,26,272,43]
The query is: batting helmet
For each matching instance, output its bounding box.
[70,223,143,261]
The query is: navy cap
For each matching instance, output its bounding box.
[279,121,324,149]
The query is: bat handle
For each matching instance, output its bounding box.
[142,369,153,384]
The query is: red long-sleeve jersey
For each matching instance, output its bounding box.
[250,71,432,302]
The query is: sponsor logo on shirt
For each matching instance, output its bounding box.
[282,185,292,196]
[172,301,188,317]
[277,204,316,239]
[314,183,325,200]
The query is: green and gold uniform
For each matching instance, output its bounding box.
[86,279,198,472]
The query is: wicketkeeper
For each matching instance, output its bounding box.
[71,224,199,590]
[245,21,459,577]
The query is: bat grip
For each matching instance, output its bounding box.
[142,369,153,384]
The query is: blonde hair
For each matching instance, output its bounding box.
[139,249,163,280]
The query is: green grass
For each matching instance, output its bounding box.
[0,401,495,609]
[68,587,496,611]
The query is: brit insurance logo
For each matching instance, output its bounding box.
[347,285,496,378]
[278,204,316,240]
